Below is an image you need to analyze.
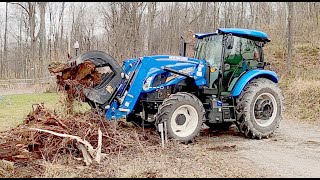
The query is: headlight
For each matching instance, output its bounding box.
[143,76,153,91]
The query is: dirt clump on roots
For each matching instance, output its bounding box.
[48,60,104,111]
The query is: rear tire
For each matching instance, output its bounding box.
[156,92,206,143]
[236,78,283,139]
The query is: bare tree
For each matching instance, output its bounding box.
[38,2,47,79]
[1,2,8,79]
[286,2,294,69]
[146,2,156,55]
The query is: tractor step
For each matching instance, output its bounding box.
[222,106,235,121]
[223,118,236,122]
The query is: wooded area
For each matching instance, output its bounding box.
[0,2,317,80]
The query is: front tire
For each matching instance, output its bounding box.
[156,92,206,143]
[236,78,283,139]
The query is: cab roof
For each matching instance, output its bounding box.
[194,28,270,42]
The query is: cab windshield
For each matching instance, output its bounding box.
[194,35,223,69]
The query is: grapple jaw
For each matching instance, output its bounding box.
[48,50,123,108]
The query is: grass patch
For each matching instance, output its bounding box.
[0,93,60,131]
[0,92,92,132]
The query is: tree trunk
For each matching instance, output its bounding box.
[60,2,65,52]
[38,2,47,79]
[4,2,8,78]
[147,2,156,55]
[26,2,37,79]
[18,10,23,78]
[0,33,2,79]
[286,2,294,69]
[241,2,244,27]
[2,2,8,79]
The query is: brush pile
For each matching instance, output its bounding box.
[0,103,159,165]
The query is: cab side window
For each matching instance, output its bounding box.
[241,39,262,61]
[224,36,242,65]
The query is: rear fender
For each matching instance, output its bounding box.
[231,69,278,97]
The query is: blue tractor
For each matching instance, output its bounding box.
[73,28,283,143]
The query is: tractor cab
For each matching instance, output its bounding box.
[190,28,271,95]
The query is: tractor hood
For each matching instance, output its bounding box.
[121,55,207,93]
[122,55,206,80]
[122,55,204,73]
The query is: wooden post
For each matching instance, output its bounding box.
[158,123,164,148]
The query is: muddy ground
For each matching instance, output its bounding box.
[36,117,320,178]
[101,117,320,178]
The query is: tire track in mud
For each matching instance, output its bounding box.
[102,119,320,178]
